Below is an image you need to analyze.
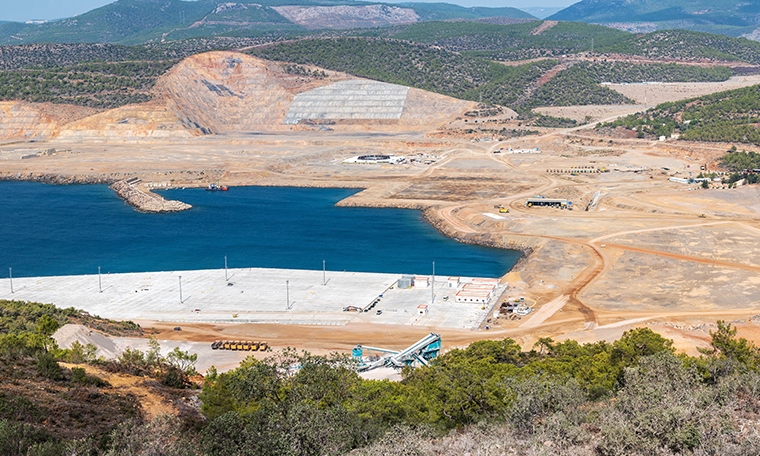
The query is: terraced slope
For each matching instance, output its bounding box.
[0,51,474,140]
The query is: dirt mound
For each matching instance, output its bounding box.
[57,101,197,140]
[157,51,328,133]
[0,101,96,140]
[53,324,123,360]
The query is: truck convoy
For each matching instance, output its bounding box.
[211,340,268,351]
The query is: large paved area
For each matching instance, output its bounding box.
[1,267,503,330]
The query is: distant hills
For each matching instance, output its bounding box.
[0,0,534,45]
[4,0,760,45]
[549,0,760,39]
[519,7,564,19]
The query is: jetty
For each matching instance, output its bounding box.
[110,178,191,213]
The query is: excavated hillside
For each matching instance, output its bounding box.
[0,102,97,140]
[272,5,420,30]
[1,51,475,140]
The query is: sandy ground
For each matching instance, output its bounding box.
[533,105,648,124]
[606,75,760,105]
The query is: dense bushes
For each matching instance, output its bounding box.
[185,323,760,455]
[721,150,760,171]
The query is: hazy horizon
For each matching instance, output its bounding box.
[2,0,576,23]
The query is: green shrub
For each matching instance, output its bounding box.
[0,420,59,456]
[34,352,62,381]
[70,367,109,388]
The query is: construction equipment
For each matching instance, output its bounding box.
[353,333,442,372]
[211,340,268,351]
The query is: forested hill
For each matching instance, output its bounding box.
[0,0,534,45]
[549,0,760,38]
[601,84,760,145]
[252,38,559,109]
[361,21,760,65]
[370,20,626,60]
[252,37,740,110]
[599,29,760,65]
[0,35,737,111]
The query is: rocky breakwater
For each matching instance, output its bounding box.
[110,179,191,213]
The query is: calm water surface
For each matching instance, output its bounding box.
[0,182,520,278]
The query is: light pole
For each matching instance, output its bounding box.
[8,267,12,294]
[286,280,290,309]
[322,260,326,286]
[224,255,228,281]
[179,276,183,303]
[432,261,435,304]
[98,266,102,293]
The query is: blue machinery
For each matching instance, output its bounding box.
[352,333,442,372]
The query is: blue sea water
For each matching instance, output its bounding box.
[0,181,520,278]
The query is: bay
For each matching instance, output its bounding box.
[0,181,520,278]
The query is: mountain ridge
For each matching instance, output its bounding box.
[0,0,534,45]
[549,0,760,38]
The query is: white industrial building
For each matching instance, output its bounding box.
[413,276,430,289]
[455,290,491,304]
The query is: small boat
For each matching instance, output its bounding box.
[206,182,228,191]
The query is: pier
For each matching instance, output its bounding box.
[110,179,191,213]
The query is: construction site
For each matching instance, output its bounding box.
[3,51,760,372]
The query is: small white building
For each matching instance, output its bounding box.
[447,277,460,289]
[417,305,428,316]
[413,276,430,289]
[455,290,491,304]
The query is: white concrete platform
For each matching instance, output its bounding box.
[1,267,504,330]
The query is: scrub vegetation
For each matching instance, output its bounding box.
[601,84,760,145]
[2,299,760,455]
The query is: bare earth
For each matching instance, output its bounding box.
[4,50,760,366]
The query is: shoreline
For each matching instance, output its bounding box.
[0,175,528,279]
